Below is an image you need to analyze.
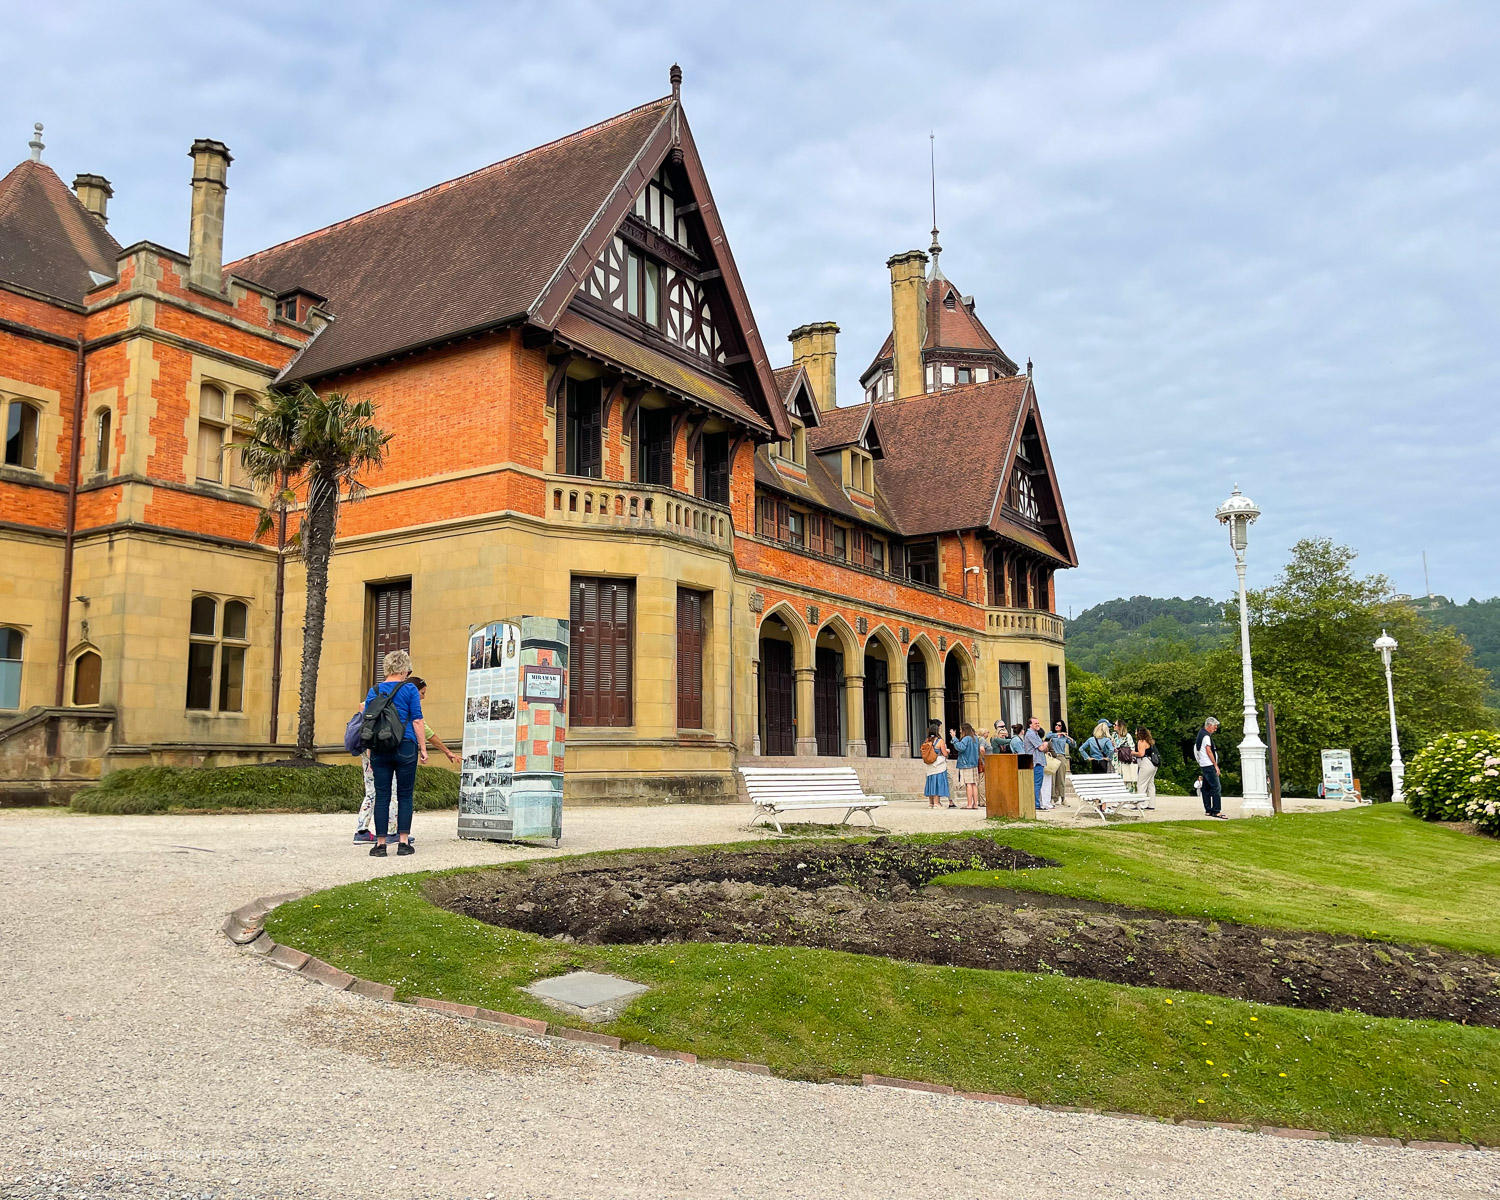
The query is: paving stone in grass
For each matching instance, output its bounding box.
[526,970,648,1020]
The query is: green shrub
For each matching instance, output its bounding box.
[70,763,459,814]
[1405,731,1500,834]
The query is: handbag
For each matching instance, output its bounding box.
[343,709,364,756]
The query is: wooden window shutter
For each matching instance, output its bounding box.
[776,500,790,543]
[808,513,824,556]
[607,580,634,726]
[569,579,599,726]
[579,386,602,479]
[676,589,704,728]
[370,581,411,684]
[556,381,569,474]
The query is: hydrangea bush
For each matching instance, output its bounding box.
[1405,731,1500,834]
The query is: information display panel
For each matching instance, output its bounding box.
[458,615,568,842]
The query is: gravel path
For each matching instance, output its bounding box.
[1,803,1491,1200]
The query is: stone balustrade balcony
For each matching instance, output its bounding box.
[546,476,734,552]
[985,606,1065,643]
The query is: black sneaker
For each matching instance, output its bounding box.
[397,842,415,856]
[369,843,388,857]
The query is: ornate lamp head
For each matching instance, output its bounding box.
[1374,629,1397,663]
[1216,484,1260,553]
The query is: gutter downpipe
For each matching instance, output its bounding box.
[268,471,287,744]
[56,335,86,705]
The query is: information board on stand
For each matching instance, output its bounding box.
[1320,748,1360,803]
[458,616,569,843]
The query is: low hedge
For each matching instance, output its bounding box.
[69,763,459,815]
[1406,731,1500,835]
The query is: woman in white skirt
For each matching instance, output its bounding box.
[1134,726,1160,809]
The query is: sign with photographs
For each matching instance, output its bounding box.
[458,616,569,843]
[1320,748,1359,802]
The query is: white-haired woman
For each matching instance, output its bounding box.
[362,649,427,856]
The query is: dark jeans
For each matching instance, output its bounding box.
[1089,759,1109,774]
[371,739,418,838]
[1201,764,1223,815]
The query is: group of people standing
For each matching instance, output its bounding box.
[1078,719,1162,809]
[920,717,1078,811]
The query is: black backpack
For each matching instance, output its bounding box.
[1147,744,1162,768]
[359,685,406,754]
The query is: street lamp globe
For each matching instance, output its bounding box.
[1374,629,1405,802]
[1216,485,1260,552]
[1216,485,1272,816]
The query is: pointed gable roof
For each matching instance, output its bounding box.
[0,159,120,305]
[870,375,1075,564]
[232,90,789,438]
[807,401,873,453]
[859,275,1017,383]
[771,365,819,426]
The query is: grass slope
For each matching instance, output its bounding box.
[268,820,1500,1142]
[933,806,1500,956]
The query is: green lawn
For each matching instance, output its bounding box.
[930,806,1500,956]
[266,807,1500,1144]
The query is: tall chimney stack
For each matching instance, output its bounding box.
[187,139,232,292]
[788,322,839,412]
[887,249,929,400]
[72,174,113,224]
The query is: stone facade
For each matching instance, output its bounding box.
[0,89,1073,805]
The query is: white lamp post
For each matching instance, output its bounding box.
[1216,485,1273,816]
[1374,630,1405,802]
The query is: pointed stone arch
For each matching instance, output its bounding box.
[906,632,940,678]
[943,639,979,731]
[864,624,903,679]
[757,602,812,669]
[756,602,812,758]
[862,626,902,759]
[815,613,861,671]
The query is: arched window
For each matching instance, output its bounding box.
[186,595,250,712]
[94,408,112,474]
[72,651,101,706]
[4,400,39,469]
[196,384,227,483]
[0,627,22,709]
[229,393,254,489]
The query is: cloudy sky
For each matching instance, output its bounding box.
[13,1,1497,614]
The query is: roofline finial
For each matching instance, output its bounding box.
[28,122,44,163]
[670,63,682,102]
[928,132,944,280]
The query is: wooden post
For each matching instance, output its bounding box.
[1266,700,1282,814]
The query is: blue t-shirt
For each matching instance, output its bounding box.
[364,680,423,744]
[1009,735,1025,754]
[953,735,980,770]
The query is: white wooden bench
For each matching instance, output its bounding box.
[1069,773,1148,822]
[739,766,887,834]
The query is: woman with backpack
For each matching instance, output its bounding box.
[1135,727,1161,809]
[922,721,952,808]
[950,722,982,810]
[360,650,427,857]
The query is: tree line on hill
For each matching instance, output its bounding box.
[1064,539,1497,799]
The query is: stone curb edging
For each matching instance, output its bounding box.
[227,895,1492,1154]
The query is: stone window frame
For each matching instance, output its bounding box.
[90,404,114,477]
[185,592,251,713]
[184,357,274,493]
[0,624,24,710]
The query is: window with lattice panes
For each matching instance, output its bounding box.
[186,594,250,712]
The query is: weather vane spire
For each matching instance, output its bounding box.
[928,132,944,279]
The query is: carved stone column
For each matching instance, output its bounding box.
[844,672,866,757]
[888,680,909,757]
[750,657,761,756]
[794,666,818,756]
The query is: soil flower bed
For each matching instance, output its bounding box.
[431,837,1500,1027]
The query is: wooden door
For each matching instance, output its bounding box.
[815,646,843,756]
[369,581,411,685]
[761,640,795,756]
[864,656,888,758]
[676,590,704,729]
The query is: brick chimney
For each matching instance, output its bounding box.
[72,174,113,224]
[187,139,232,292]
[788,322,839,412]
[887,249,929,399]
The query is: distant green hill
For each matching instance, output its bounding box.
[1411,596,1500,702]
[1064,595,1231,675]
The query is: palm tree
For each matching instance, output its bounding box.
[240,384,391,759]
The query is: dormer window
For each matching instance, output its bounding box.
[943,291,957,310]
[1010,467,1040,523]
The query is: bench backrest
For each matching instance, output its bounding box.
[1069,774,1133,799]
[739,766,871,801]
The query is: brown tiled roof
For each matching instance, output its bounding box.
[807,402,871,452]
[0,159,120,304]
[770,364,819,426]
[771,365,800,400]
[859,276,1016,381]
[229,98,675,381]
[753,449,899,535]
[868,375,1075,565]
[554,310,769,433]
